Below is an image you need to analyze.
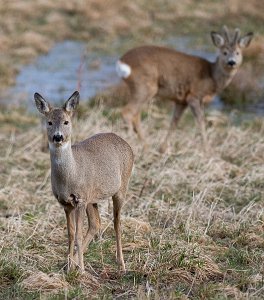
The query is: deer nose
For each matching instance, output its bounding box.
[53,134,64,142]
[228,60,236,66]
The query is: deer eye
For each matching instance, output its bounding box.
[48,121,52,126]
[223,50,228,56]
[64,121,69,125]
[236,51,239,55]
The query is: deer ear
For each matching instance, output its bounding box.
[211,32,225,48]
[239,32,254,48]
[64,91,80,113]
[34,93,51,115]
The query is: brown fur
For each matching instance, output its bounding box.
[117,26,253,152]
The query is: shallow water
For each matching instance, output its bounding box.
[1,41,119,111]
[1,39,263,116]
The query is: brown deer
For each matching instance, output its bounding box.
[34,91,134,272]
[116,26,253,152]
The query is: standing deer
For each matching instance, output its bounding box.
[34,91,134,272]
[116,26,253,152]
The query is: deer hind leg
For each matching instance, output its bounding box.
[159,102,187,153]
[187,96,208,150]
[132,112,145,141]
[82,203,101,252]
[122,83,157,144]
[73,203,100,263]
[75,204,85,272]
[93,203,102,240]
[121,103,136,136]
[122,99,146,141]
[64,206,76,271]
[112,192,126,272]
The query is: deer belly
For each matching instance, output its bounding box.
[157,79,188,101]
[93,176,122,201]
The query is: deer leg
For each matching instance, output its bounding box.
[122,83,157,145]
[187,96,208,148]
[64,206,76,271]
[75,203,85,272]
[122,104,146,147]
[121,104,134,136]
[159,102,187,153]
[73,203,101,263]
[112,193,126,272]
[132,112,145,141]
[82,203,101,252]
[122,101,145,141]
[93,203,102,239]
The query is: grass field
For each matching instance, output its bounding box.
[0,103,263,299]
[0,0,263,299]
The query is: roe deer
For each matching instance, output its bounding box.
[116,26,253,152]
[34,91,134,272]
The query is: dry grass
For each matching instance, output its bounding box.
[0,1,263,298]
[0,102,263,299]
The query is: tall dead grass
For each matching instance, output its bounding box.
[0,103,263,298]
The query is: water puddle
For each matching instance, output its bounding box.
[1,39,263,116]
[1,41,119,111]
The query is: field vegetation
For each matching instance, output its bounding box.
[1,103,263,299]
[0,0,263,299]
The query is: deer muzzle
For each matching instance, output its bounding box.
[53,134,64,143]
[227,59,236,67]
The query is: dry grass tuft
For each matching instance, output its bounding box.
[21,271,68,291]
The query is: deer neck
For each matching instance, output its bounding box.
[49,141,76,178]
[212,58,237,93]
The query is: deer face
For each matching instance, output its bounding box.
[211,26,253,71]
[34,91,80,148]
[218,44,243,70]
[46,108,72,146]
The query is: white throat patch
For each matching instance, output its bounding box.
[49,141,71,165]
[49,141,70,152]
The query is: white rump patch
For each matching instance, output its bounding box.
[116,60,131,78]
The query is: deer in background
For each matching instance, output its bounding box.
[35,91,134,272]
[116,26,253,153]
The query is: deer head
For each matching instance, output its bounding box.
[34,91,80,148]
[211,26,253,72]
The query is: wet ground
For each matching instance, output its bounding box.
[1,39,263,115]
[0,41,119,111]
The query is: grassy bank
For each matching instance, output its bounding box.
[0,103,263,299]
